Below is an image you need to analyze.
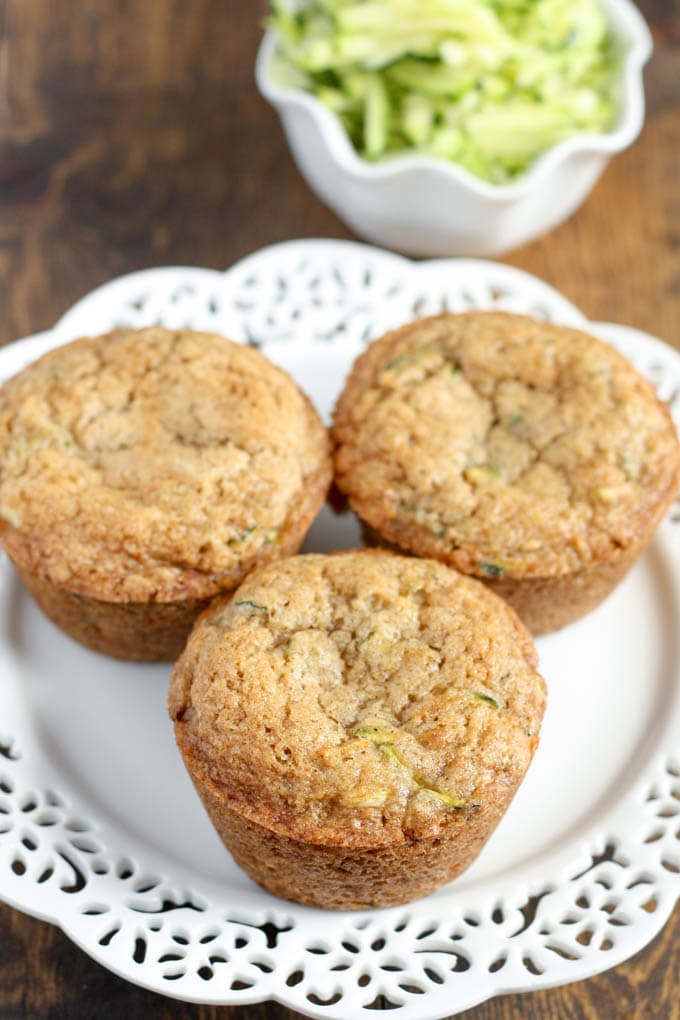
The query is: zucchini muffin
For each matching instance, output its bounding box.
[333,312,680,634]
[0,327,331,660]
[169,550,545,909]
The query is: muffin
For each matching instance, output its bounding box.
[333,312,680,634]
[169,550,546,910]
[0,327,331,660]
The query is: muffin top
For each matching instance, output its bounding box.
[0,327,331,601]
[169,550,545,847]
[333,313,680,580]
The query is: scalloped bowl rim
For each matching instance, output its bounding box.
[256,0,653,202]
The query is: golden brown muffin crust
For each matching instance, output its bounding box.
[0,327,331,602]
[169,550,545,848]
[333,313,680,581]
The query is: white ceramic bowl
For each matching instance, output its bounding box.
[256,0,652,257]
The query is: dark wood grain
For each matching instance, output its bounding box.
[0,1,679,1017]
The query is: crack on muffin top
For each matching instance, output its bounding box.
[333,313,680,578]
[170,551,546,845]
[0,327,330,600]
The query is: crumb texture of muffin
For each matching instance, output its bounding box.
[333,312,680,633]
[169,550,546,909]
[0,327,331,658]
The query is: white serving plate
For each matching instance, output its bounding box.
[0,240,678,1019]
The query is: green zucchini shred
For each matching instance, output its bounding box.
[475,691,500,709]
[479,561,507,577]
[354,725,468,809]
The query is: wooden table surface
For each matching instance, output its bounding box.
[0,1,678,1017]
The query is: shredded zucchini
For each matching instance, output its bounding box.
[268,0,617,183]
